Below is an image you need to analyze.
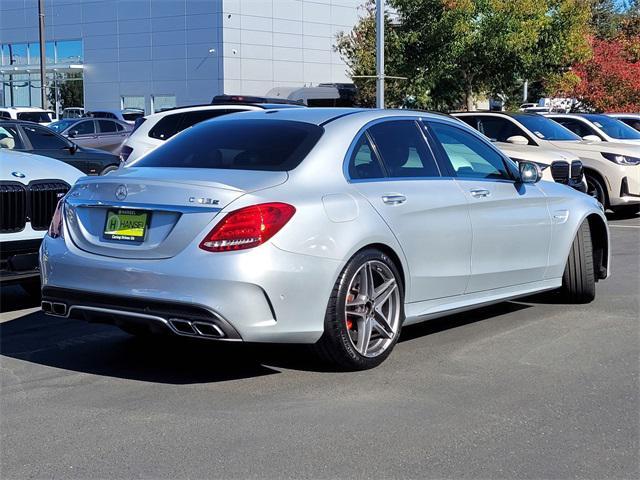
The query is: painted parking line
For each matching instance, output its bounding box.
[609,225,640,228]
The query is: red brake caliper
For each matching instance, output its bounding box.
[346,293,354,330]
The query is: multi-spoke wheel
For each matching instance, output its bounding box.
[315,248,404,370]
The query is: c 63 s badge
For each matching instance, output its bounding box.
[189,197,219,205]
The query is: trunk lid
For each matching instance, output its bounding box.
[64,167,287,259]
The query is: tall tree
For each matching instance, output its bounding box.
[336,0,592,111]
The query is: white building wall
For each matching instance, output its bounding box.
[221,0,361,96]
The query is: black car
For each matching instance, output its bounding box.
[0,119,121,175]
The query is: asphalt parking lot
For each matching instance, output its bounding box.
[1,213,638,479]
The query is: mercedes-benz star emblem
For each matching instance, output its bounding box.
[11,171,26,178]
[115,184,128,201]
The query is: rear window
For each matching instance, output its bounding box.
[134,119,323,171]
[148,109,244,141]
[17,111,52,123]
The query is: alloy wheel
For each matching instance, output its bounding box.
[344,260,401,358]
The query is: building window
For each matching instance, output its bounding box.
[121,95,146,112]
[151,95,176,113]
[55,40,83,64]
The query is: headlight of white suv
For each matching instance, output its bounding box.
[601,152,640,165]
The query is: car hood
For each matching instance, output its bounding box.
[77,145,119,158]
[496,142,580,164]
[547,140,640,156]
[0,149,84,185]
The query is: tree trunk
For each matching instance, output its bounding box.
[465,84,474,111]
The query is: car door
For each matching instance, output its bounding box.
[346,119,472,302]
[68,119,98,149]
[96,120,128,153]
[19,123,88,172]
[426,120,552,293]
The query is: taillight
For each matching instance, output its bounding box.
[48,199,64,238]
[199,202,295,252]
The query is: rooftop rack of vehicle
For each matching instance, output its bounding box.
[211,94,304,106]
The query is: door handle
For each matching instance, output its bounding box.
[469,188,491,198]
[381,194,407,205]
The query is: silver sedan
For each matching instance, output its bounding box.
[40,108,610,370]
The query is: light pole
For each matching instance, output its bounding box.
[376,0,384,108]
[38,0,47,109]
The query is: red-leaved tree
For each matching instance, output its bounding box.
[570,36,640,111]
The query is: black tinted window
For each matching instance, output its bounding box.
[98,120,117,133]
[478,117,531,143]
[368,120,440,178]
[135,119,323,171]
[429,122,511,180]
[348,134,385,180]
[148,109,242,141]
[88,111,117,119]
[148,113,182,140]
[73,120,95,135]
[17,111,51,123]
[554,119,597,138]
[0,111,11,118]
[22,125,68,149]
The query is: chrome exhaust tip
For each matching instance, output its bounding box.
[41,301,53,314]
[168,318,196,335]
[192,321,225,338]
[52,302,67,316]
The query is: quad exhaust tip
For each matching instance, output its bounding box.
[168,318,225,338]
[41,301,67,316]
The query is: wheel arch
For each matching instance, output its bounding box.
[352,243,408,294]
[586,213,609,280]
[583,167,610,207]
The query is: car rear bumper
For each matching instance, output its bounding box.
[40,234,343,343]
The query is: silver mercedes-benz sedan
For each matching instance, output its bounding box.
[40,108,610,370]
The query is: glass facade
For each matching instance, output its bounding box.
[1,40,83,108]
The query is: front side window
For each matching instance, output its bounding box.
[134,119,323,171]
[428,122,511,180]
[368,120,440,178]
[477,117,532,144]
[513,114,581,141]
[72,120,96,136]
[22,125,68,149]
[585,114,640,140]
[0,125,24,149]
[348,134,385,180]
[554,118,599,139]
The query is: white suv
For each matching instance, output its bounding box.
[1,150,82,295]
[120,103,302,164]
[454,112,640,214]
[0,107,53,125]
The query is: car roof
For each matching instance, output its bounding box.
[452,111,542,119]
[216,107,463,126]
[0,106,48,112]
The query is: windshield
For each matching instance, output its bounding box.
[48,119,80,132]
[17,111,52,123]
[134,119,324,171]
[584,114,640,140]
[513,114,581,141]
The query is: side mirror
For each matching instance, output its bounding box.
[506,135,529,145]
[67,143,78,154]
[582,135,602,142]
[519,161,541,184]
[68,130,78,138]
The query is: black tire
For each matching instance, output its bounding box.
[560,221,596,303]
[585,172,608,209]
[100,165,119,176]
[314,248,405,370]
[20,278,41,298]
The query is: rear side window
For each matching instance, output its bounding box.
[0,111,11,119]
[554,119,598,139]
[135,119,323,171]
[148,109,243,141]
[368,120,440,178]
[98,120,117,133]
[348,134,385,180]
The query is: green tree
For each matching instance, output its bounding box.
[336,0,592,111]
[48,73,83,111]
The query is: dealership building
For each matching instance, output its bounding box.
[0,0,361,113]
